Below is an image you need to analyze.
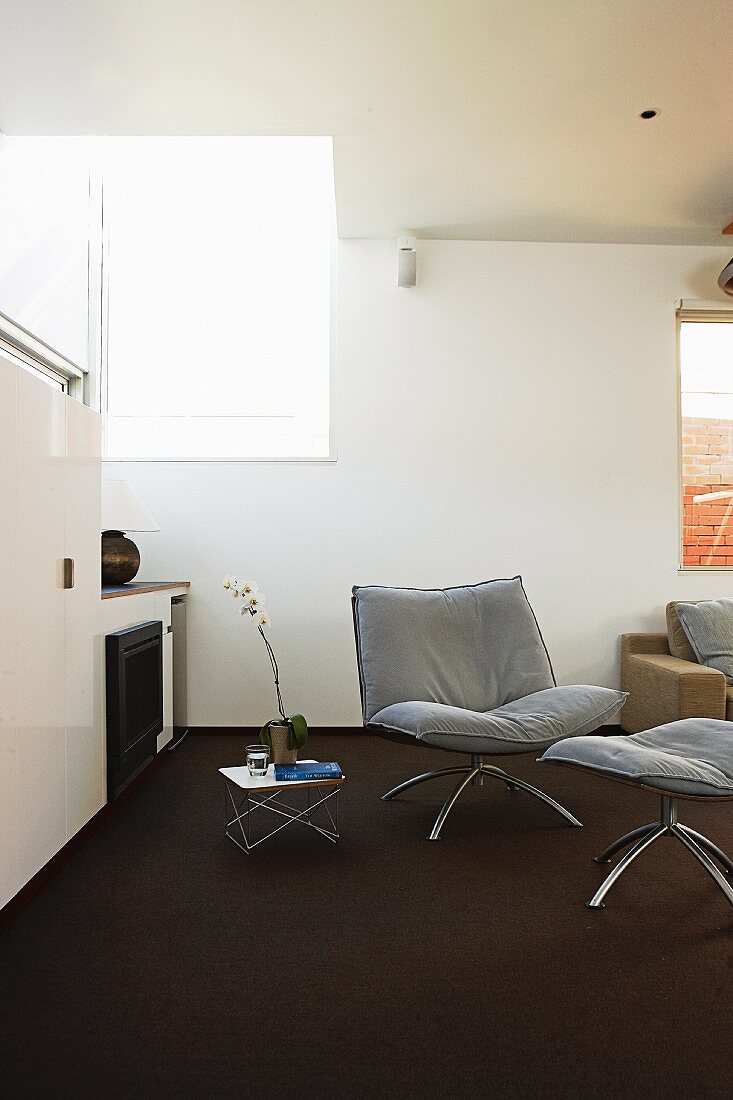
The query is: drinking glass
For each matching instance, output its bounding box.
[246,744,270,777]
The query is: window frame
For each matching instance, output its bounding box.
[0,309,87,399]
[677,299,733,572]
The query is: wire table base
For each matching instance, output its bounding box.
[224,777,341,854]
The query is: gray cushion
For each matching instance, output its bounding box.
[676,598,733,683]
[353,577,554,724]
[540,718,733,798]
[370,685,627,756]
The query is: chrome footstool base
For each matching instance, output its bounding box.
[587,795,733,910]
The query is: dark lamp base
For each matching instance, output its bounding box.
[101,530,141,585]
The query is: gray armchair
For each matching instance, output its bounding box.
[352,577,627,840]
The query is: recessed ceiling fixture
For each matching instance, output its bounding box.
[639,109,659,119]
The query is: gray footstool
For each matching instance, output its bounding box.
[540,718,733,910]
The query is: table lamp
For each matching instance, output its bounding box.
[101,479,160,585]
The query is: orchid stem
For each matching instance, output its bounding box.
[258,623,286,720]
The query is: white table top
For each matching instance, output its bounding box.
[219,760,344,791]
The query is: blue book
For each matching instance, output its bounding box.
[274,762,342,782]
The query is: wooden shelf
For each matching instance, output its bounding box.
[101,581,190,600]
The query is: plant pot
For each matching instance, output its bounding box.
[269,723,297,765]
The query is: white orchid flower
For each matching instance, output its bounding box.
[223,575,232,590]
[240,604,253,616]
[239,581,259,599]
[247,592,266,611]
[257,613,271,628]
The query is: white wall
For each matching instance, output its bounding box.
[112,240,733,726]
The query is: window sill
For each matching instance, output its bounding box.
[102,455,338,465]
[678,566,733,573]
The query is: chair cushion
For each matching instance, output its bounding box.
[666,601,698,663]
[540,718,733,797]
[352,577,555,724]
[676,598,733,683]
[370,685,627,756]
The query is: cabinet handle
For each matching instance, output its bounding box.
[63,558,75,590]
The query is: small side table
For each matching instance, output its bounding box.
[220,760,344,854]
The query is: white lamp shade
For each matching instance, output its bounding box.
[102,479,160,533]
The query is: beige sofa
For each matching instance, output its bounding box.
[620,601,733,733]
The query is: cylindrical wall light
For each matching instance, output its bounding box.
[397,233,417,287]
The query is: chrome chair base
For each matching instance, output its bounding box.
[586,794,733,909]
[381,754,583,840]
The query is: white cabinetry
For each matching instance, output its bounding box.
[65,398,105,836]
[15,368,68,888]
[0,357,102,910]
[162,631,174,753]
[0,361,20,908]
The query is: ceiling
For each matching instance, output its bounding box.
[1,0,731,242]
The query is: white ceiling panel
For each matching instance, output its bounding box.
[0,0,731,242]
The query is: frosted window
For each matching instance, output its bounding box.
[103,137,334,459]
[0,136,92,369]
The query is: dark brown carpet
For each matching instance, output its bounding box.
[1,733,732,1099]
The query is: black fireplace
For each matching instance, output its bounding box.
[106,620,163,800]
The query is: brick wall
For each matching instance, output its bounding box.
[681,416,733,567]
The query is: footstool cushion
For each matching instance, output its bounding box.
[540,717,733,798]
